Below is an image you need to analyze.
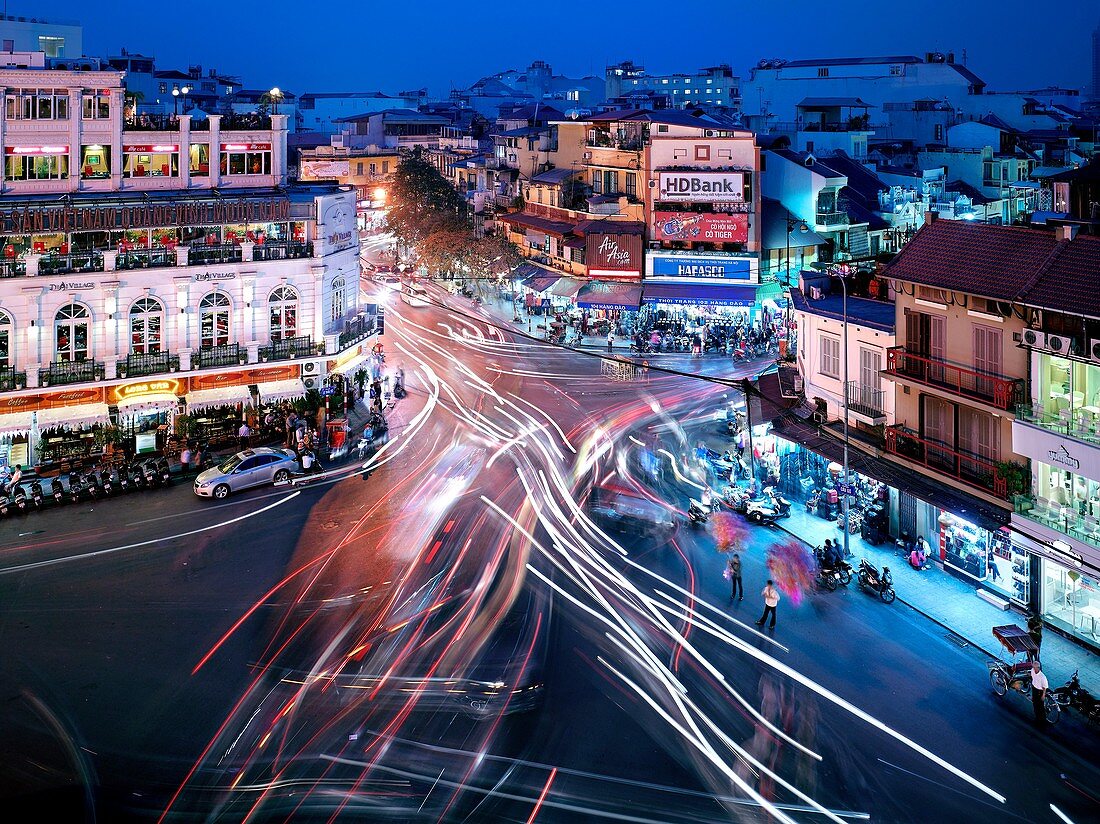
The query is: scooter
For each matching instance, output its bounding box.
[393,380,407,399]
[814,545,853,586]
[10,483,30,512]
[687,498,710,525]
[744,497,780,526]
[156,457,172,486]
[856,559,896,603]
[139,458,159,488]
[28,479,44,509]
[48,476,66,505]
[1051,670,1100,726]
[66,470,86,503]
[761,486,791,518]
[95,467,116,497]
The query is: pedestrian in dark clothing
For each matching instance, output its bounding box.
[727,553,743,601]
[1030,660,1049,727]
[755,580,779,628]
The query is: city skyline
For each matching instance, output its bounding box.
[29,0,1100,97]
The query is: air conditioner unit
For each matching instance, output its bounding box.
[304,376,317,389]
[704,129,715,137]
[1047,334,1072,354]
[1090,339,1100,364]
[302,361,318,374]
[1021,329,1045,348]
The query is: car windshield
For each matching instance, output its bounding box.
[218,455,243,474]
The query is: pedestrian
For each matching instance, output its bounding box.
[1030,660,1049,726]
[755,579,780,628]
[285,412,298,448]
[237,420,251,450]
[607,330,615,352]
[1027,610,1043,657]
[727,553,743,601]
[179,443,193,473]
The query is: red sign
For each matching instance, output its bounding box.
[0,387,106,412]
[123,144,179,153]
[221,143,272,151]
[585,231,643,276]
[652,212,748,243]
[5,145,69,155]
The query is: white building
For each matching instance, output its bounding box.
[298,91,429,136]
[0,14,81,59]
[0,59,369,469]
[605,62,741,113]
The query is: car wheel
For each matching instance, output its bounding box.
[273,469,290,484]
[213,484,231,500]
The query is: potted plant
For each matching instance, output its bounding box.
[995,460,1030,498]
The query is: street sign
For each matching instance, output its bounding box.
[837,482,855,496]
[320,385,336,397]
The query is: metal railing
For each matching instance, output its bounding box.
[221,113,271,130]
[117,248,177,270]
[42,360,105,386]
[1016,403,1100,446]
[885,346,1023,411]
[122,351,180,378]
[124,114,181,131]
[846,381,886,419]
[1014,495,1100,553]
[259,335,313,362]
[253,240,313,261]
[38,251,104,275]
[884,424,1008,499]
[188,244,243,266]
[339,315,376,349]
[195,343,241,369]
[0,365,25,391]
[815,211,849,227]
[0,258,26,278]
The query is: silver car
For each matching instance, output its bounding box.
[193,447,299,499]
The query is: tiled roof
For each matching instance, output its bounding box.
[499,212,575,237]
[883,220,1100,317]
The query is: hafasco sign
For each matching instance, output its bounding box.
[657,172,745,203]
[649,253,753,280]
[586,232,642,275]
[653,212,748,243]
[114,379,181,403]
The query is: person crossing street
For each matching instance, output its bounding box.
[755,580,780,628]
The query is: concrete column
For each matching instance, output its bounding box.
[208,115,222,188]
[104,356,118,380]
[240,241,255,262]
[25,364,39,389]
[25,254,41,276]
[271,113,288,185]
[179,114,192,188]
[103,250,117,271]
[178,348,192,372]
[69,89,81,192]
[176,245,190,267]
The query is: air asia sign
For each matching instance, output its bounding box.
[586,232,642,277]
[648,253,754,280]
[0,198,293,234]
[657,172,745,203]
[653,212,748,243]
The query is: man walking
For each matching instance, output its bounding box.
[727,553,743,601]
[755,580,780,628]
[606,330,615,352]
[1030,660,1049,727]
[237,420,251,450]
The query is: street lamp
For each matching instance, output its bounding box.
[830,262,853,559]
[269,87,283,115]
[784,208,809,357]
[172,84,190,115]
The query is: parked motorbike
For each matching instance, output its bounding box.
[856,559,896,603]
[1051,670,1100,726]
[744,496,780,526]
[10,483,30,513]
[48,476,66,505]
[139,459,159,488]
[156,457,172,486]
[94,467,115,496]
[66,470,86,503]
[28,479,44,509]
[761,486,791,519]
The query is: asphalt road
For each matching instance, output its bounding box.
[1,275,1098,823]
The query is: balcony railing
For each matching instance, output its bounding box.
[0,365,26,391]
[42,360,105,387]
[38,251,104,275]
[124,113,181,131]
[815,211,850,227]
[1016,403,1100,445]
[253,240,313,261]
[1014,495,1100,554]
[122,351,180,379]
[339,314,377,349]
[884,346,1023,411]
[0,258,26,278]
[259,335,313,362]
[117,248,177,270]
[221,113,271,130]
[195,343,242,369]
[188,244,243,266]
[846,381,886,420]
[884,424,1008,499]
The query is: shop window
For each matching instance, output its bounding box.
[82,91,111,120]
[55,303,90,363]
[189,144,210,176]
[1041,560,1099,647]
[199,292,231,348]
[123,148,179,178]
[330,277,346,323]
[80,145,111,179]
[129,297,164,354]
[820,335,840,378]
[268,286,298,342]
[0,309,10,368]
[5,152,69,181]
[223,150,272,176]
[5,88,69,120]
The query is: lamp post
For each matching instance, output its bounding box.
[784,208,809,357]
[171,84,190,115]
[269,87,282,115]
[831,262,852,559]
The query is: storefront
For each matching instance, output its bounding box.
[0,409,32,468]
[111,379,182,455]
[33,394,112,470]
[576,281,643,331]
[1040,559,1100,647]
[185,383,252,445]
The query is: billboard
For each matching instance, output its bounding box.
[652,211,748,243]
[648,253,754,280]
[586,231,643,277]
[301,159,350,180]
[656,171,745,203]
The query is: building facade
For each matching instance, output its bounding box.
[605,62,741,113]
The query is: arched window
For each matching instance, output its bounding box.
[199,292,231,348]
[55,303,90,362]
[268,285,298,342]
[0,309,11,368]
[129,297,164,354]
[330,277,345,324]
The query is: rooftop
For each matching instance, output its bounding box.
[789,287,895,332]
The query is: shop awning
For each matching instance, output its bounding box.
[257,379,307,403]
[642,283,758,308]
[185,385,252,413]
[0,410,33,437]
[35,402,111,429]
[523,274,561,293]
[550,277,585,298]
[576,281,643,310]
[115,392,180,414]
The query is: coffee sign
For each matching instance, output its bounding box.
[657,172,746,203]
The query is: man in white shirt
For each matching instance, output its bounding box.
[238,421,251,450]
[1030,660,1049,727]
[755,580,780,628]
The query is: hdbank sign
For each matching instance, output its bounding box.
[657,171,745,203]
[648,253,753,280]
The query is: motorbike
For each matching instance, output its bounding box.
[761,486,791,519]
[815,558,842,591]
[10,483,30,513]
[156,457,172,486]
[629,341,651,355]
[814,545,853,585]
[1051,670,1100,726]
[139,459,159,488]
[744,497,780,526]
[393,380,407,399]
[687,498,710,525]
[95,467,116,496]
[856,559,896,603]
[48,476,66,505]
[28,479,44,509]
[66,470,86,503]
[805,488,822,514]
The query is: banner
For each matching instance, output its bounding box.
[652,212,748,243]
[657,172,745,203]
[648,253,753,280]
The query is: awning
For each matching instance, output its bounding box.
[642,283,758,308]
[550,277,585,298]
[115,392,180,414]
[577,281,643,310]
[523,274,560,293]
[186,384,252,413]
[257,379,307,403]
[35,402,111,429]
[0,410,33,437]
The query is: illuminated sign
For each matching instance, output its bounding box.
[5,145,69,155]
[653,212,748,243]
[47,280,95,291]
[113,379,181,403]
[194,271,236,282]
[585,230,643,277]
[123,144,179,153]
[657,171,746,203]
[221,143,272,151]
[648,253,754,280]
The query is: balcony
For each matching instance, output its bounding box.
[253,240,313,262]
[121,351,180,379]
[42,360,105,387]
[0,365,26,391]
[117,248,177,270]
[846,381,886,425]
[884,346,1023,412]
[38,251,104,275]
[259,335,314,362]
[195,343,242,370]
[0,258,26,278]
[220,113,271,130]
[884,424,1009,499]
[339,314,377,349]
[124,114,181,131]
[188,244,243,266]
[815,211,850,227]
[1015,403,1100,446]
[1014,495,1100,555]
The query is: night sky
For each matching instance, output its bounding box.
[35,1,1100,98]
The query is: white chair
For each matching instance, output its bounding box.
[1035,497,1052,521]
[1084,515,1100,538]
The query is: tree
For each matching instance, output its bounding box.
[383,149,468,250]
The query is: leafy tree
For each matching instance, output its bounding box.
[383,149,468,250]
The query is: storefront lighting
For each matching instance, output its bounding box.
[1050,539,1083,568]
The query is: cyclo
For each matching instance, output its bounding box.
[987,624,1060,723]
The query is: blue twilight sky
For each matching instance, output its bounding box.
[32,1,1100,98]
